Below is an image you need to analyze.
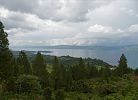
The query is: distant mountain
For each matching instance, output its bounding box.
[10,44,138,51]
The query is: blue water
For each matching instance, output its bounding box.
[12,47,138,68]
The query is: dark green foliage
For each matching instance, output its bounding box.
[100,67,111,79]
[95,83,117,96]
[0,21,13,81]
[78,58,87,79]
[70,58,88,80]
[17,51,32,75]
[70,80,92,93]
[88,63,99,78]
[0,21,9,49]
[12,58,19,77]
[55,89,65,100]
[71,65,81,80]
[4,77,16,92]
[64,69,73,91]
[134,68,138,76]
[32,52,49,88]
[43,87,52,100]
[15,75,41,93]
[51,56,65,90]
[116,54,129,77]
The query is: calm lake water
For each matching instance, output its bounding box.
[12,47,138,68]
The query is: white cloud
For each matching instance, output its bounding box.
[121,7,138,17]
[116,29,124,33]
[129,24,138,32]
[0,7,9,18]
[88,24,112,33]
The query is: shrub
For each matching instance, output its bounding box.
[55,89,65,100]
[43,87,52,100]
[15,75,41,94]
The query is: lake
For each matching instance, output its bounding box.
[11,46,138,68]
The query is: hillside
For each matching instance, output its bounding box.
[12,51,113,68]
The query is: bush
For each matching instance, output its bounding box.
[43,87,52,100]
[134,68,138,76]
[70,80,92,93]
[15,75,41,94]
[55,89,65,100]
[95,84,117,96]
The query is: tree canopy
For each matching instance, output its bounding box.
[0,21,13,81]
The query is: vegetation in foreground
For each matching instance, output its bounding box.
[0,21,138,100]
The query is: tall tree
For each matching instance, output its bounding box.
[32,52,49,87]
[88,64,99,78]
[51,56,64,90]
[17,51,32,75]
[71,65,80,80]
[78,58,87,79]
[118,54,128,76]
[64,68,73,91]
[71,58,88,80]
[12,58,19,77]
[0,21,13,81]
[100,67,111,80]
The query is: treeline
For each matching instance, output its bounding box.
[1,21,138,99]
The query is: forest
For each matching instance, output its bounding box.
[0,21,138,100]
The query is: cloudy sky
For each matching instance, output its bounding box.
[0,0,138,46]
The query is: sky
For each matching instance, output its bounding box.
[0,0,138,46]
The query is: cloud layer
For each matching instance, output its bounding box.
[0,0,138,46]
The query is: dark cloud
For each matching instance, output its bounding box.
[0,0,112,22]
[0,0,37,13]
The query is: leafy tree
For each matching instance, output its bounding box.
[17,51,32,75]
[0,21,13,81]
[43,87,52,100]
[32,52,49,88]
